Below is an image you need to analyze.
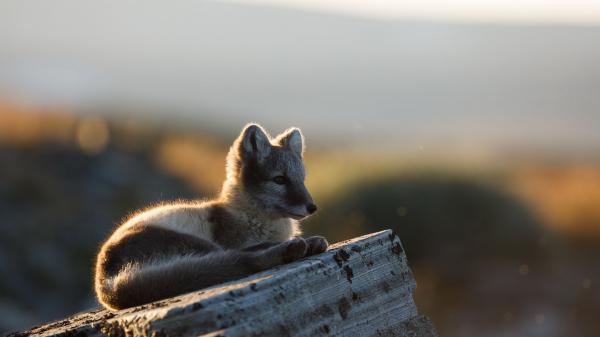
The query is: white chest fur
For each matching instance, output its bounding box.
[239,217,300,249]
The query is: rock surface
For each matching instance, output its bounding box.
[9,230,437,337]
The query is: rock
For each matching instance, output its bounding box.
[9,230,437,337]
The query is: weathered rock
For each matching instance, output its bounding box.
[10,230,437,337]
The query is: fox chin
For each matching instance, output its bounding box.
[94,123,328,310]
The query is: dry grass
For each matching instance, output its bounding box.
[0,101,78,146]
[154,135,227,195]
[2,106,599,238]
[512,165,600,236]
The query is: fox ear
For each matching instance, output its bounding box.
[238,123,271,161]
[276,127,304,157]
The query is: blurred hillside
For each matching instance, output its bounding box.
[0,111,208,332]
[1,108,599,337]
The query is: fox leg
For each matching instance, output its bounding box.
[241,242,279,252]
[101,238,308,310]
[251,238,308,268]
[243,236,328,256]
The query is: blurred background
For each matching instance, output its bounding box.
[1,0,599,336]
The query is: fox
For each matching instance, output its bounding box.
[94,123,328,310]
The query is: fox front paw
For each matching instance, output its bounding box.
[305,236,329,256]
[282,238,308,263]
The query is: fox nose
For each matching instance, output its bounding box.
[306,203,318,214]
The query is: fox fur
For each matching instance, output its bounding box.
[94,123,328,310]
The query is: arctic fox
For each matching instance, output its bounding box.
[94,123,328,310]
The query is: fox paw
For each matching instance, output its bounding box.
[282,238,308,263]
[305,236,329,256]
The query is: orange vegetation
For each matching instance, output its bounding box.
[154,136,227,195]
[512,165,600,236]
[0,101,78,146]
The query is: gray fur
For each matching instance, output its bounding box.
[97,225,220,277]
[95,123,328,310]
[232,126,314,219]
[240,124,271,162]
[275,127,305,157]
[98,236,310,310]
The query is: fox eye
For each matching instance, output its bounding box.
[272,175,287,185]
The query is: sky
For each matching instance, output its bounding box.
[225,0,600,24]
[1,0,599,156]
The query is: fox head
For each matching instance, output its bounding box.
[223,123,317,220]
